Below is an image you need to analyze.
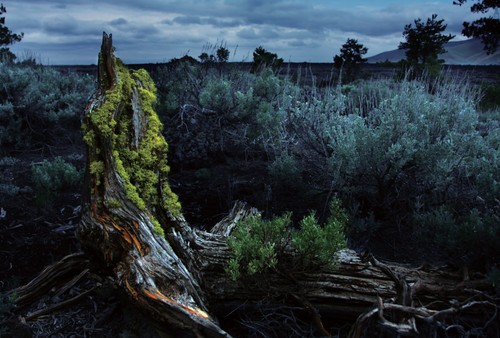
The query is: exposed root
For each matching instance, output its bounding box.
[8,253,89,308]
[350,254,500,337]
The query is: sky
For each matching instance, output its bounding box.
[4,0,485,65]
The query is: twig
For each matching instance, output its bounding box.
[26,286,97,320]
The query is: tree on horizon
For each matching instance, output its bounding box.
[334,38,368,83]
[0,3,23,62]
[454,0,500,54]
[399,14,454,65]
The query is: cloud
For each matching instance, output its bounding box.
[6,0,477,64]
[110,18,128,26]
[42,16,84,35]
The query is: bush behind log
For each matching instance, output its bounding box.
[152,61,499,268]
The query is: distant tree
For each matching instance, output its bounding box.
[198,52,212,63]
[198,46,229,65]
[453,0,500,54]
[399,14,454,65]
[252,46,283,73]
[0,3,23,62]
[216,46,230,63]
[333,38,368,82]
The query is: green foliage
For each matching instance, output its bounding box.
[414,206,498,266]
[151,50,498,267]
[151,59,292,168]
[252,46,284,73]
[0,156,27,205]
[0,62,94,148]
[399,14,454,67]
[151,218,165,237]
[199,42,230,64]
[226,201,348,280]
[334,38,368,83]
[0,3,23,62]
[199,79,234,114]
[480,83,500,111]
[31,157,82,206]
[454,0,499,54]
[268,152,302,188]
[292,199,348,268]
[226,212,289,280]
[284,75,499,265]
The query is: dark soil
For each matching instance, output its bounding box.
[0,141,164,337]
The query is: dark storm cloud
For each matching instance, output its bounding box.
[236,27,280,41]
[15,0,399,37]
[7,0,476,64]
[110,18,128,26]
[42,16,86,35]
[164,15,243,28]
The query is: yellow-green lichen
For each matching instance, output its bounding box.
[106,197,122,209]
[151,218,165,237]
[89,160,105,186]
[85,56,182,236]
[82,126,95,148]
[113,150,146,211]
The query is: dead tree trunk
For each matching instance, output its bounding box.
[8,33,498,337]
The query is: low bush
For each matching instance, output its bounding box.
[31,157,82,207]
[152,58,498,268]
[284,75,499,265]
[0,63,94,149]
[292,199,348,268]
[226,199,348,280]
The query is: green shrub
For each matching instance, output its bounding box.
[480,83,500,111]
[226,212,290,281]
[226,200,348,280]
[31,157,82,206]
[152,56,498,267]
[0,63,94,148]
[414,206,499,267]
[268,152,302,188]
[0,156,27,204]
[199,79,234,114]
[292,199,348,268]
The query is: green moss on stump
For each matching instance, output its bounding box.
[83,56,182,233]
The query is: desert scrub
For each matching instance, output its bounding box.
[84,56,181,226]
[0,62,93,148]
[292,199,348,268]
[283,75,499,266]
[226,200,348,280]
[31,157,82,206]
[0,156,26,204]
[226,212,289,281]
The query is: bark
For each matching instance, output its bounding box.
[8,33,498,337]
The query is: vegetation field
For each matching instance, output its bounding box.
[1,57,499,335]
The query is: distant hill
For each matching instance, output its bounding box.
[367,38,500,65]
